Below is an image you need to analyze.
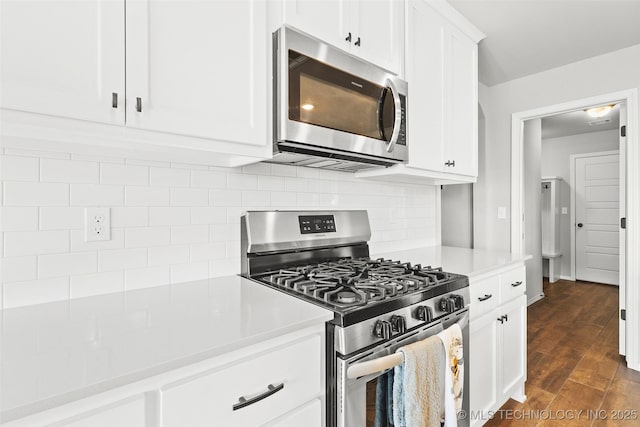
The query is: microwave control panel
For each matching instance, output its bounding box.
[299,215,336,234]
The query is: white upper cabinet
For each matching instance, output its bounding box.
[405,0,482,179]
[125,0,268,146]
[283,0,404,75]
[0,0,125,125]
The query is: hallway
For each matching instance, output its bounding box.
[485,280,640,426]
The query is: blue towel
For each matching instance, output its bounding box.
[375,370,395,427]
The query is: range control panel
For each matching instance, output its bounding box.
[299,215,336,234]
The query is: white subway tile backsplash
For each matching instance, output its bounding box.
[70,184,123,206]
[4,182,69,206]
[170,262,209,283]
[100,163,149,186]
[170,188,208,207]
[1,152,438,308]
[241,191,270,206]
[125,266,170,290]
[125,186,170,206]
[170,225,209,245]
[3,277,69,308]
[190,207,226,224]
[0,155,39,181]
[1,256,37,283]
[70,228,125,252]
[0,207,38,231]
[150,167,190,187]
[125,226,170,248]
[190,170,226,189]
[227,173,257,190]
[41,158,99,183]
[70,271,124,298]
[148,245,189,267]
[209,190,241,207]
[111,207,149,228]
[257,175,285,191]
[99,248,148,272]
[190,242,225,262]
[4,230,69,256]
[149,207,190,226]
[38,252,97,279]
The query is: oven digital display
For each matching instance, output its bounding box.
[299,215,336,234]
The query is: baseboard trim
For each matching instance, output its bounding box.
[527,293,545,306]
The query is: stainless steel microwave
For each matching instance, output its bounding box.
[271,26,408,172]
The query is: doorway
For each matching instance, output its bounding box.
[511,89,639,370]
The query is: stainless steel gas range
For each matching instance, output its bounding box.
[241,210,470,427]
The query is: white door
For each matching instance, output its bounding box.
[125,0,268,146]
[0,0,125,124]
[350,0,404,76]
[575,153,620,285]
[500,296,526,398]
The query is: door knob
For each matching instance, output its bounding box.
[577,223,583,228]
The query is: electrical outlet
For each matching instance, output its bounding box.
[85,207,111,242]
[562,207,568,215]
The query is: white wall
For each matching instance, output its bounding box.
[0,148,439,308]
[541,129,619,278]
[477,43,640,252]
[441,184,473,248]
[524,119,543,302]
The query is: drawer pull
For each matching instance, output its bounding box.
[232,382,284,411]
[478,294,493,302]
[511,281,523,287]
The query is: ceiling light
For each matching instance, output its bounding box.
[301,104,314,111]
[585,104,614,118]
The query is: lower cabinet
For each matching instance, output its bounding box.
[161,334,323,426]
[469,265,527,427]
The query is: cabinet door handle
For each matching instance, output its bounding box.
[355,36,361,46]
[136,97,143,112]
[497,317,504,324]
[478,294,492,302]
[112,93,118,109]
[345,32,352,43]
[232,383,284,411]
[444,160,455,167]
[502,314,508,322]
[511,281,523,287]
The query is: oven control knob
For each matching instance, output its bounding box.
[374,320,392,340]
[390,315,406,334]
[415,305,433,322]
[452,294,465,309]
[439,297,456,313]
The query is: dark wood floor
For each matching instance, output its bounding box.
[485,280,640,426]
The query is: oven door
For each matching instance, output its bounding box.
[335,310,469,427]
[275,26,407,162]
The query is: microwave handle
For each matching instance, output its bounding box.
[385,79,402,153]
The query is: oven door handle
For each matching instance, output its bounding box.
[385,78,402,153]
[347,352,403,379]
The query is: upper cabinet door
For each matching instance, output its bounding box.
[125,0,268,146]
[405,0,445,171]
[350,0,404,76]
[0,0,125,124]
[283,0,350,52]
[444,24,478,177]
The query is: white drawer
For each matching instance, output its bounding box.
[161,334,322,427]
[500,266,526,303]
[469,276,499,320]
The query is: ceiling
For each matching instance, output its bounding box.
[448,0,640,86]
[541,104,620,139]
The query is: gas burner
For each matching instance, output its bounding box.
[336,291,357,304]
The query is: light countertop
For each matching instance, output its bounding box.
[375,245,530,279]
[0,276,332,423]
